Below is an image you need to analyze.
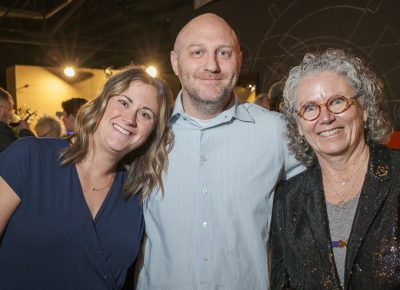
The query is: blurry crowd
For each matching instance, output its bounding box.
[0,87,87,152]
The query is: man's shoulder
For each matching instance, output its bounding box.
[275,168,312,200]
[241,102,285,123]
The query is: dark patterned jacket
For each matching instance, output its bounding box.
[270,143,400,290]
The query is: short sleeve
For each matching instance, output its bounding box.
[0,137,34,198]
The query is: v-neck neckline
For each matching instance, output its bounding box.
[73,164,116,222]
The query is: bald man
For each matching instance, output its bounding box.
[136,13,304,290]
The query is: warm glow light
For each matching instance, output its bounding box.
[248,84,256,92]
[146,66,158,77]
[64,66,75,77]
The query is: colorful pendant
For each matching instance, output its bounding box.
[332,240,347,248]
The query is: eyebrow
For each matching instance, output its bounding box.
[118,94,155,114]
[187,43,234,50]
[119,94,133,104]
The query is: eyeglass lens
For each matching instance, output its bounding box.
[301,95,350,121]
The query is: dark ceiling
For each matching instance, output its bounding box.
[0,0,191,72]
[0,0,399,128]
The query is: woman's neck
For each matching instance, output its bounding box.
[318,142,370,181]
[320,142,370,205]
[78,142,118,178]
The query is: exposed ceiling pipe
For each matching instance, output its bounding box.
[50,0,86,36]
[0,0,73,20]
[194,0,216,9]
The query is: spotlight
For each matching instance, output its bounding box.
[248,84,256,92]
[146,66,158,77]
[64,66,75,77]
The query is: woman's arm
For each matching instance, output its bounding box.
[0,177,21,236]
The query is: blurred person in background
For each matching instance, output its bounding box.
[0,87,34,152]
[267,80,284,112]
[255,81,284,112]
[271,49,399,289]
[254,93,270,109]
[61,97,87,136]
[34,115,64,138]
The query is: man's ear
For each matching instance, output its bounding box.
[170,50,179,76]
[237,51,243,72]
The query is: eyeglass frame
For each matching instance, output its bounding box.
[295,94,359,121]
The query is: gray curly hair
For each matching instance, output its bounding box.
[281,48,392,167]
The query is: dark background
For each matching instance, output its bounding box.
[0,0,399,128]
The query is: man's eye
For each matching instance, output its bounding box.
[218,50,232,58]
[191,50,203,56]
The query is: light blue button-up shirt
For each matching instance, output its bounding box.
[137,94,305,290]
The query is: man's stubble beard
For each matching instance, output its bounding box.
[179,70,238,118]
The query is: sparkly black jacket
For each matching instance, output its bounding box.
[270,143,400,290]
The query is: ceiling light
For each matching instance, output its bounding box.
[146,66,158,77]
[64,66,75,77]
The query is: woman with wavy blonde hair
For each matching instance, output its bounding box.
[0,65,173,289]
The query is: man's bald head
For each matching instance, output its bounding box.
[173,13,240,54]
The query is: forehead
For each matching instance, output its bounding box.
[125,80,157,95]
[124,81,160,109]
[296,71,354,100]
[176,18,239,51]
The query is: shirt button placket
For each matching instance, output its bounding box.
[199,130,211,274]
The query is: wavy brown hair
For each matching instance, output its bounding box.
[281,48,392,167]
[60,65,174,200]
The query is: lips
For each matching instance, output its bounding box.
[113,123,132,136]
[318,127,343,137]
[199,76,222,80]
[196,72,225,80]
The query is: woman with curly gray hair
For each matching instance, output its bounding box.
[270,49,400,289]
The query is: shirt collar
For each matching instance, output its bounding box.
[170,91,254,125]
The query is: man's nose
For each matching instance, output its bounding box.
[204,54,220,73]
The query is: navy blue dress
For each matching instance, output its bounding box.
[0,137,144,290]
